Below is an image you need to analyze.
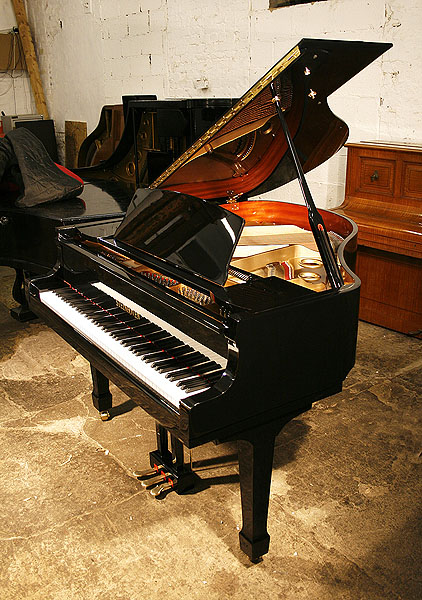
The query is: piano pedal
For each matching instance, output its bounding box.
[150,479,175,498]
[133,465,164,480]
[141,472,172,489]
[100,410,111,421]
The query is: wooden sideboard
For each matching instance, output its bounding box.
[336,142,422,337]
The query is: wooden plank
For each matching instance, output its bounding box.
[11,0,49,118]
[0,33,25,70]
[65,121,87,169]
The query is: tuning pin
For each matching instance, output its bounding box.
[150,480,175,497]
[133,465,164,480]
[141,472,171,489]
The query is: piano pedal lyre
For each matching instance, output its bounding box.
[137,424,199,499]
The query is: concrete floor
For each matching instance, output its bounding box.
[0,265,421,600]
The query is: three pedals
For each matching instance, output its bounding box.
[134,464,176,497]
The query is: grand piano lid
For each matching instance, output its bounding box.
[114,187,244,286]
[149,38,392,201]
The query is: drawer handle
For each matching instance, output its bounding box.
[370,170,379,182]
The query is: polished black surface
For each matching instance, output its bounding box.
[151,39,392,201]
[75,96,236,190]
[0,180,132,274]
[114,188,244,285]
[12,38,392,563]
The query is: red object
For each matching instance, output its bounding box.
[54,163,84,184]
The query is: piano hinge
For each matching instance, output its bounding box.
[226,190,243,203]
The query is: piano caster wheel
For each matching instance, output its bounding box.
[100,410,111,421]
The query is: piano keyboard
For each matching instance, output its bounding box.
[40,282,227,408]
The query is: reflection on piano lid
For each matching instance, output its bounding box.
[113,188,244,285]
[74,97,236,191]
[150,38,392,201]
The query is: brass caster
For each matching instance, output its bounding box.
[100,410,111,421]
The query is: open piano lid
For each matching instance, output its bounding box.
[149,38,392,200]
[114,38,391,287]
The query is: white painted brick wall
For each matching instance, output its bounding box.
[2,0,421,208]
[0,9,35,117]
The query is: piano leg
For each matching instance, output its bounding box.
[10,269,37,322]
[155,423,172,466]
[235,412,305,562]
[90,365,113,421]
[237,433,274,561]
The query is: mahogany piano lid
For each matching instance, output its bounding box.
[149,38,392,202]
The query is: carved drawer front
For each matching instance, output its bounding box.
[402,161,422,200]
[357,157,395,196]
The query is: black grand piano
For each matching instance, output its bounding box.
[0,96,235,320]
[18,39,391,561]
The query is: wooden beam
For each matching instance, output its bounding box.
[11,0,49,118]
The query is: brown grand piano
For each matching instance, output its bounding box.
[26,38,391,561]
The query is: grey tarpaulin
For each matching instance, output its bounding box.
[0,128,83,207]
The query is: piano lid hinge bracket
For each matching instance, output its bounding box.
[226,190,243,203]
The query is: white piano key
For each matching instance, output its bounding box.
[93,281,227,367]
[40,288,225,409]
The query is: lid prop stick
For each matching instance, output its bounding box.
[270,81,343,290]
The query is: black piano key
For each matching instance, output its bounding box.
[131,340,186,357]
[145,331,173,342]
[167,361,220,381]
[157,358,210,376]
[147,347,195,366]
[56,288,77,297]
[178,370,224,391]
[111,332,147,343]
[88,298,118,310]
[110,324,161,338]
[144,346,194,363]
[132,343,164,356]
[95,314,135,326]
[82,292,110,303]
[156,352,206,373]
[121,336,157,348]
[125,338,184,352]
[92,315,120,324]
[67,298,90,306]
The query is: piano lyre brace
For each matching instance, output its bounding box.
[27,39,391,561]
